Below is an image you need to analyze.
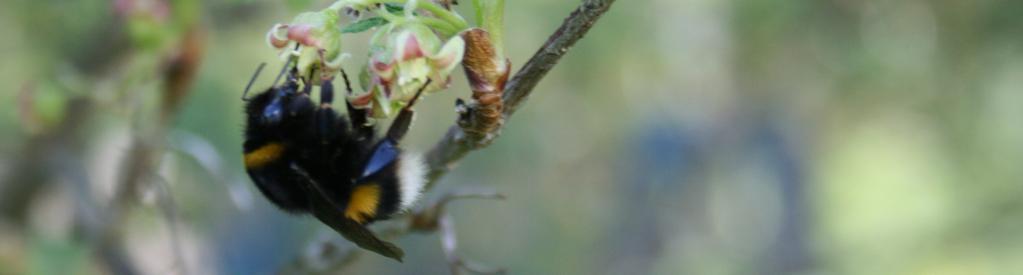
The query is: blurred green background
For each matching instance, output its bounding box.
[2,0,1023,274]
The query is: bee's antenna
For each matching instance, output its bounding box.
[241,63,266,101]
[340,67,375,139]
[270,44,301,89]
[301,75,313,95]
[404,78,432,109]
[271,57,295,88]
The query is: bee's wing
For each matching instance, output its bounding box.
[360,139,400,179]
[306,185,405,262]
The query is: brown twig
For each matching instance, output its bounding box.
[425,0,616,188]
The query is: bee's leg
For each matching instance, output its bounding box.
[319,77,334,106]
[385,78,432,142]
[301,76,313,95]
[340,69,375,141]
[314,78,342,146]
[267,54,295,89]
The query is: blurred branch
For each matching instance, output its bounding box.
[425,0,616,188]
[96,25,206,275]
[423,191,505,275]
[161,29,206,122]
[0,1,203,272]
[0,97,94,224]
[285,186,504,274]
[439,214,505,275]
[151,173,190,275]
[408,187,505,231]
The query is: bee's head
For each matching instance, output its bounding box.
[245,79,314,132]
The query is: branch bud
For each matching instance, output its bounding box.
[458,28,509,143]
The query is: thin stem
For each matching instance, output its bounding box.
[415,0,469,30]
[472,0,505,60]
[416,17,460,37]
[374,6,406,22]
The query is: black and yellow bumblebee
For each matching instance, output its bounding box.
[241,62,426,224]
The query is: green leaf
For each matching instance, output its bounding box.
[29,235,89,275]
[341,17,388,33]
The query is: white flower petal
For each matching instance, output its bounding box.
[429,36,465,74]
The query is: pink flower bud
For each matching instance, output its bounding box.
[371,57,395,81]
[397,31,425,61]
[287,24,321,47]
[266,24,290,49]
[348,90,374,109]
[428,36,465,74]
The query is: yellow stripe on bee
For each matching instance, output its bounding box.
[244,143,285,168]
[345,184,381,224]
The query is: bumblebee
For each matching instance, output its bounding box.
[242,62,426,224]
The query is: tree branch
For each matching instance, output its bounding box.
[502,0,616,115]
[425,0,616,188]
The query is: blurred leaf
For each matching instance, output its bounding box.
[127,17,170,51]
[33,83,67,128]
[285,0,316,12]
[29,236,89,275]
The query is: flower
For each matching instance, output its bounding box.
[352,22,464,118]
[265,10,345,78]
